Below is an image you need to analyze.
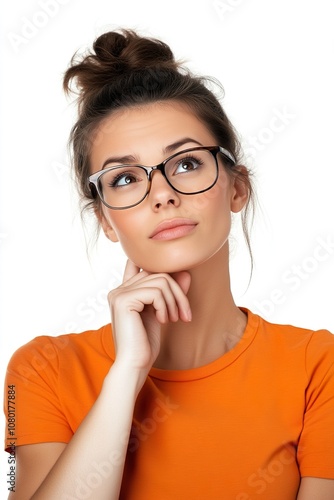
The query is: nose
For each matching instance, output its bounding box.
[149,170,180,210]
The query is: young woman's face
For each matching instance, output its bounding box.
[90,101,247,273]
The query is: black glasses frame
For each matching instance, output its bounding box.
[88,146,236,210]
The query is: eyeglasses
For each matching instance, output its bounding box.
[88,146,236,210]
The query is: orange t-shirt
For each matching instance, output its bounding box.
[4,309,334,499]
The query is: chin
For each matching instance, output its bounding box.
[130,241,227,275]
[140,255,208,275]
[143,263,189,274]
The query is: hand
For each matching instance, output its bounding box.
[108,260,191,380]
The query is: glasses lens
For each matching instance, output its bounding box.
[98,166,148,208]
[165,149,217,194]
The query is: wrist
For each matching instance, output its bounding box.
[105,359,148,397]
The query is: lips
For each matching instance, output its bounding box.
[150,218,198,241]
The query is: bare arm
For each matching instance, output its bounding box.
[10,261,191,499]
[8,443,66,500]
[30,361,142,500]
[297,478,334,499]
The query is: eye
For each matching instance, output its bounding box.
[105,168,144,188]
[110,173,136,187]
[173,156,204,175]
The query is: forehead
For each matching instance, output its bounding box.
[89,101,217,169]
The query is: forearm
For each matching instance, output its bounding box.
[31,362,141,500]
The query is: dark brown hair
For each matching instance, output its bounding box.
[63,29,255,261]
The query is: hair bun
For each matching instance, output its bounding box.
[93,31,128,61]
[64,29,178,97]
[94,29,177,73]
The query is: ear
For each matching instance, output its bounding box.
[230,166,250,214]
[95,207,119,243]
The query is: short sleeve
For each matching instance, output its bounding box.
[3,336,73,452]
[298,329,334,478]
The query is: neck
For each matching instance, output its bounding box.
[153,242,247,370]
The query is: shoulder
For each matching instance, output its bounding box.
[4,326,114,450]
[253,309,334,350]
[6,324,114,383]
[249,309,334,378]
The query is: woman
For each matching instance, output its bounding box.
[4,29,334,499]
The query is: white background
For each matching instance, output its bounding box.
[1,0,334,495]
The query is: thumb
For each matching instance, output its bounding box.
[171,271,191,295]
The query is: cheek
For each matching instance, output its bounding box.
[103,209,146,254]
[182,172,232,216]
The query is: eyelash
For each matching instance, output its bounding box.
[108,171,137,188]
[174,155,204,168]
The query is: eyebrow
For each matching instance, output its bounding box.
[101,137,204,169]
[163,137,203,154]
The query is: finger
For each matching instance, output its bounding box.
[132,274,191,322]
[166,273,192,321]
[122,259,141,284]
[116,287,169,325]
[128,277,179,322]
[115,270,178,322]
